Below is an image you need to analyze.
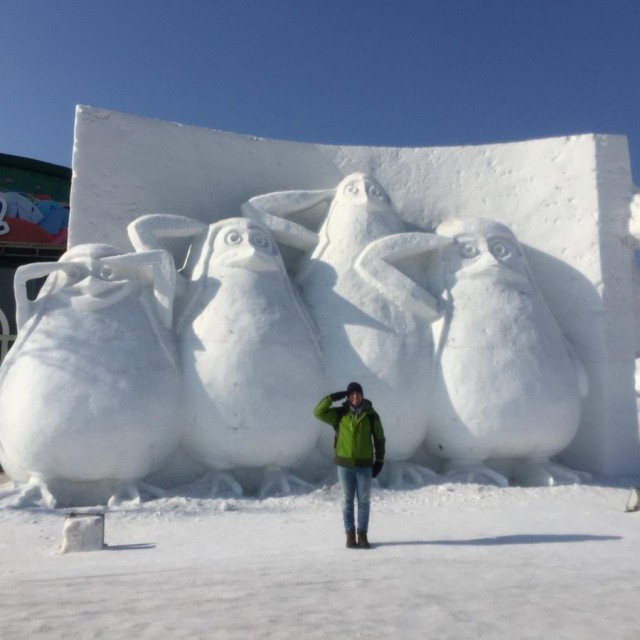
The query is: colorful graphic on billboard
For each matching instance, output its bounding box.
[0,153,71,246]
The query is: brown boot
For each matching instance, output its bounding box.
[346,531,357,548]
[357,532,371,549]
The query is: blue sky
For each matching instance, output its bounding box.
[2,0,639,182]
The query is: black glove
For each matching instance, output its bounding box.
[329,391,348,401]
[372,461,384,478]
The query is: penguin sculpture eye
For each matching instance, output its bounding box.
[225,230,243,245]
[489,239,518,260]
[366,184,386,201]
[64,265,87,283]
[99,265,116,280]
[343,182,359,197]
[459,242,479,259]
[250,231,272,251]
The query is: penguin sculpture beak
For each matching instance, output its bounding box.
[63,275,135,311]
[78,275,127,298]
[228,245,279,272]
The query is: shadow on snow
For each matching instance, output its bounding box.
[374,533,622,547]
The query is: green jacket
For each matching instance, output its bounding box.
[313,395,386,468]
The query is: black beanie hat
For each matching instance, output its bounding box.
[347,382,363,396]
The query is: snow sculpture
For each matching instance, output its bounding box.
[424,218,589,486]
[0,243,181,506]
[128,215,325,496]
[68,109,640,480]
[242,173,450,486]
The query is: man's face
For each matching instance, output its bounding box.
[349,391,363,407]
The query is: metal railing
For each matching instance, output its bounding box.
[0,334,16,364]
[0,308,14,364]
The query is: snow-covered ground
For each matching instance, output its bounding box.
[2,472,639,640]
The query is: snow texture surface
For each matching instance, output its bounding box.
[68,107,640,477]
[1,473,639,640]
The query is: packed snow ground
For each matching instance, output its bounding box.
[1,472,640,640]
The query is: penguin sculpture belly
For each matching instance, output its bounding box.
[178,219,324,475]
[300,243,435,464]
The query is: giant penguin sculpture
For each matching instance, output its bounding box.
[129,215,324,496]
[424,217,588,486]
[0,243,181,506]
[242,173,449,486]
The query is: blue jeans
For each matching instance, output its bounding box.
[337,466,372,534]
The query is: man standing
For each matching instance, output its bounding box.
[313,382,386,549]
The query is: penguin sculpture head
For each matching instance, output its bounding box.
[436,217,532,290]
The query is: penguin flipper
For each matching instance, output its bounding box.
[355,232,451,321]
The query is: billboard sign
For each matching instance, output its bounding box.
[0,153,71,246]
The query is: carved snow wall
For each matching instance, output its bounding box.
[69,106,640,477]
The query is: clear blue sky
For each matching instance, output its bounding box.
[2,0,639,182]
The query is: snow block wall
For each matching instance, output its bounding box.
[2,105,638,504]
[69,107,640,479]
